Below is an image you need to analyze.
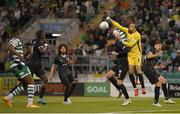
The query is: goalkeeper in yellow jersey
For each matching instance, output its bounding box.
[106,17,146,96]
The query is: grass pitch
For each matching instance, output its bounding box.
[0,96,180,113]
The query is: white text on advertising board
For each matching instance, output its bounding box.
[87,86,108,93]
[170,85,180,91]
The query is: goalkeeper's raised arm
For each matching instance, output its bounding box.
[106,16,128,34]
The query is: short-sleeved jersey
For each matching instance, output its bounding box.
[54,54,71,72]
[30,39,46,61]
[144,48,161,66]
[9,38,25,68]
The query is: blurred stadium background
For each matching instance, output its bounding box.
[0,0,180,113]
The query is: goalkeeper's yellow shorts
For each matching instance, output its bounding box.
[128,55,142,66]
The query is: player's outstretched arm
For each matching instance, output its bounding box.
[48,64,56,80]
[147,51,163,59]
[106,16,128,33]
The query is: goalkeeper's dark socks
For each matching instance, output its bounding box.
[119,84,129,99]
[154,86,160,104]
[108,77,120,90]
[162,83,169,100]
[137,73,145,88]
[129,74,137,88]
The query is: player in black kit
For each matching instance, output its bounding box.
[49,44,76,104]
[143,41,175,107]
[28,30,48,104]
[106,30,131,106]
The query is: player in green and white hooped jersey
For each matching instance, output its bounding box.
[2,29,40,108]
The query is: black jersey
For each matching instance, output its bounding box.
[54,54,71,72]
[110,40,129,80]
[144,48,161,66]
[114,40,129,63]
[142,48,161,84]
[30,39,46,61]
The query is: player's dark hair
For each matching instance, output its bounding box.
[128,17,136,28]
[35,30,45,40]
[11,28,20,37]
[12,28,19,33]
[58,44,67,55]
[155,40,162,45]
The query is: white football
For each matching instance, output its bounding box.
[44,43,48,47]
[99,21,109,30]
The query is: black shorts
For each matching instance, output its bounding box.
[58,70,74,86]
[142,63,160,84]
[110,62,128,80]
[28,60,45,77]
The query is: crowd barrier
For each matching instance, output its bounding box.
[0,72,179,97]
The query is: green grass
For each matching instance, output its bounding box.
[0,96,180,113]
